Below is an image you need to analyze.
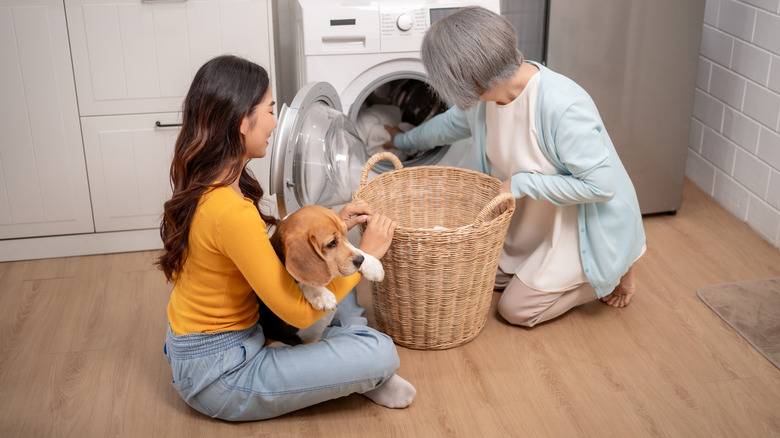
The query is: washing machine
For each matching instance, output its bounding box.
[268,0,501,216]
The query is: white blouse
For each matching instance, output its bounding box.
[485,72,588,292]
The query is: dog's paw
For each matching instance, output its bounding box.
[312,293,338,311]
[359,252,384,281]
[301,284,338,311]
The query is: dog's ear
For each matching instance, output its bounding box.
[284,232,332,287]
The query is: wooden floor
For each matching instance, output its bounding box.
[1,179,779,437]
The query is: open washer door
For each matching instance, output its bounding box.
[269,82,368,217]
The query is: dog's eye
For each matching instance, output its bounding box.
[326,239,337,249]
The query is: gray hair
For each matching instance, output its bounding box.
[421,6,523,109]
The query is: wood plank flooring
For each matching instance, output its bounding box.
[1,179,779,437]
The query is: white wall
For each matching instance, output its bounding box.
[687,0,780,248]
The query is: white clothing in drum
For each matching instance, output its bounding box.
[355,105,415,160]
[485,72,589,292]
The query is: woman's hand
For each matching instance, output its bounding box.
[338,199,373,230]
[359,213,396,259]
[382,125,403,150]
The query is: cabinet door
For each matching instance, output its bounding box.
[65,0,275,116]
[0,0,94,239]
[80,113,179,232]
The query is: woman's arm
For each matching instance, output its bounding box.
[219,203,357,328]
[388,106,473,151]
[507,100,617,205]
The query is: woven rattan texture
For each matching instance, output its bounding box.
[355,153,515,349]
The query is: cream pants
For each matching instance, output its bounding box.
[494,269,597,327]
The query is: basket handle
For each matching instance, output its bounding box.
[474,192,516,226]
[360,152,404,188]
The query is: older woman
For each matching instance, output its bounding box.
[384,6,646,327]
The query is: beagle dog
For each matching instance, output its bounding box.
[258,205,384,345]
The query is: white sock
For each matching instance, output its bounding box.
[363,374,416,409]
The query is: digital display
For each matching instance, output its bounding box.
[330,18,356,26]
[430,7,460,24]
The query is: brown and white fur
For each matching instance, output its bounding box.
[258,205,384,345]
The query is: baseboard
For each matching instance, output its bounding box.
[0,229,163,262]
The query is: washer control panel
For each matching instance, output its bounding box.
[379,6,429,52]
[299,0,500,55]
[378,3,499,52]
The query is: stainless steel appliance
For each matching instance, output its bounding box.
[545,0,706,214]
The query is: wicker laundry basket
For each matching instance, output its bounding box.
[354,152,515,349]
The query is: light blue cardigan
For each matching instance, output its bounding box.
[395,62,646,297]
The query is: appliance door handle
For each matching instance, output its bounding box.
[155,121,182,128]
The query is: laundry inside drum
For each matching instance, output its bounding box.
[355,78,449,169]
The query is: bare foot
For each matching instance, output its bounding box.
[600,265,635,308]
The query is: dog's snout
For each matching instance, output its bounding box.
[352,254,364,268]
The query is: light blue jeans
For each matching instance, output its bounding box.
[163,291,399,421]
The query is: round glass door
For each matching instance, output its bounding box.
[269,82,368,216]
[291,102,367,208]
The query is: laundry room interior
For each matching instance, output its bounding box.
[1,0,779,436]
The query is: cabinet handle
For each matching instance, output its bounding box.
[155,121,182,128]
[142,0,187,3]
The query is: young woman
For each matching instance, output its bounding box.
[157,55,415,421]
[385,7,646,327]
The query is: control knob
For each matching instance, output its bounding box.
[396,14,413,31]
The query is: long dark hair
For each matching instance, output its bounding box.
[156,55,277,282]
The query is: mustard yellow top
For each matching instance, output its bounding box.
[167,185,360,334]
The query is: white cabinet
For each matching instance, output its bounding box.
[80,113,179,232]
[0,0,276,260]
[65,0,277,232]
[65,0,275,116]
[0,0,94,239]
